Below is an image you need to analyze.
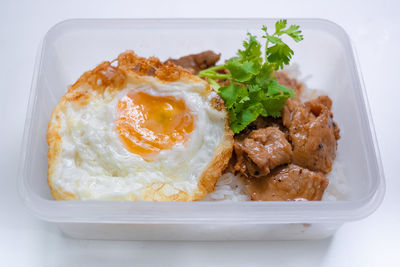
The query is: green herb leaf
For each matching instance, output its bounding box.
[266,43,293,70]
[198,20,302,133]
[264,35,282,45]
[219,83,248,109]
[278,25,304,42]
[275,19,287,33]
[248,84,262,93]
[267,79,295,98]
[262,95,290,117]
[262,19,303,70]
[237,33,263,64]
[231,103,264,133]
[253,63,274,89]
[225,60,259,83]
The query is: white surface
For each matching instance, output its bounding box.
[0,0,398,266]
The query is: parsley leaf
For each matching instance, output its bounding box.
[266,43,294,70]
[262,96,289,117]
[278,25,303,42]
[252,63,274,89]
[219,83,248,109]
[267,79,295,98]
[262,20,303,71]
[198,20,303,133]
[225,60,259,83]
[237,33,263,64]
[274,19,287,33]
[231,102,264,133]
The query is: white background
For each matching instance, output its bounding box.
[1,0,399,266]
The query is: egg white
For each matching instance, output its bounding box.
[52,76,226,200]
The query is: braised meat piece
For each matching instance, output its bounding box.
[282,96,340,173]
[234,127,292,178]
[165,50,221,75]
[246,164,329,201]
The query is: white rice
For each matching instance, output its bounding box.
[203,172,249,201]
[323,152,349,201]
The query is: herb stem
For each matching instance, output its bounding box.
[202,65,226,72]
[198,65,231,80]
[202,73,230,80]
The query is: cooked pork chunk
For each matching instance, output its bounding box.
[246,164,329,201]
[282,96,340,173]
[165,50,221,75]
[234,127,292,178]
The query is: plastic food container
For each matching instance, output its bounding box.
[18,19,385,240]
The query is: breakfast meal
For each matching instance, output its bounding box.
[47,20,342,202]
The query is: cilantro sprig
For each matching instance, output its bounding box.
[199,19,303,133]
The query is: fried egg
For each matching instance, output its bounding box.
[47,51,233,201]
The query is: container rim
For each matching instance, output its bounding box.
[18,18,385,224]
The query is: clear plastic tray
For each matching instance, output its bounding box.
[18,18,385,240]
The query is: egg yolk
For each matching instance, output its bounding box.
[116,91,195,160]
